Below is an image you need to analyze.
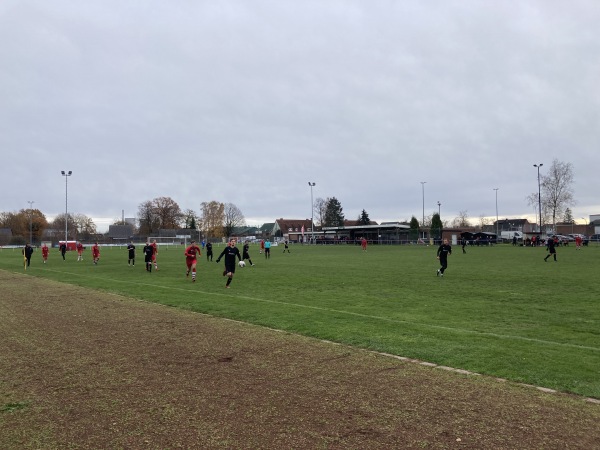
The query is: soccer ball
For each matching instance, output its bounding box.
[238,261,246,268]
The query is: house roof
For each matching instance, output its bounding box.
[275,218,313,232]
[495,218,531,225]
[259,223,274,232]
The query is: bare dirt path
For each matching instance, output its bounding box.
[1,270,599,449]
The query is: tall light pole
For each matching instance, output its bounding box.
[61,170,72,244]
[493,188,499,240]
[533,164,543,234]
[420,181,426,239]
[27,200,34,244]
[308,182,315,244]
[437,201,441,216]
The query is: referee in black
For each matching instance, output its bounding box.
[216,238,242,288]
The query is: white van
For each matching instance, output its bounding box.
[500,231,523,240]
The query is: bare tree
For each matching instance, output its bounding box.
[223,203,246,238]
[313,198,327,227]
[138,200,159,235]
[199,201,225,239]
[451,210,471,228]
[72,213,97,240]
[541,159,575,229]
[478,215,490,230]
[51,213,78,239]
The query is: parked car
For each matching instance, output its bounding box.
[589,234,600,242]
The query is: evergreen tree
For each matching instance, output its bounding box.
[358,209,370,225]
[323,197,345,227]
[409,216,420,240]
[431,213,443,239]
[563,207,574,224]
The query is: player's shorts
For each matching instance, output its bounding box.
[145,255,152,263]
[225,263,236,274]
[151,254,157,261]
[186,258,197,268]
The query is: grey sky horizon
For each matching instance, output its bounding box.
[2,1,599,233]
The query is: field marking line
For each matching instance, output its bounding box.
[36,268,600,353]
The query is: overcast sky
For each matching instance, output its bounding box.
[2,1,599,232]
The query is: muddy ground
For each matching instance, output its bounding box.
[1,270,599,449]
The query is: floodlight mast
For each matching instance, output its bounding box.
[61,170,72,244]
[27,200,35,244]
[533,164,543,234]
[420,182,426,239]
[308,182,316,244]
[494,188,499,242]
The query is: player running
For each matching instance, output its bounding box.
[184,240,202,282]
[242,241,255,266]
[436,238,452,277]
[151,239,159,270]
[216,238,242,288]
[92,242,100,265]
[42,243,49,263]
[76,241,84,261]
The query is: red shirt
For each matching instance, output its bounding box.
[184,244,200,260]
[42,246,49,257]
[92,245,100,257]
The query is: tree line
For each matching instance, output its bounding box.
[0,210,97,245]
[0,159,576,245]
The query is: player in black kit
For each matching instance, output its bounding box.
[242,241,255,266]
[544,236,557,262]
[143,242,154,272]
[127,241,136,266]
[206,241,213,261]
[436,238,452,277]
[216,238,242,288]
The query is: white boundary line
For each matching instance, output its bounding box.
[43,268,600,353]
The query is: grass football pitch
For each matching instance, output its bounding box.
[2,241,599,399]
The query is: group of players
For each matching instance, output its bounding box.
[126,240,159,272]
[184,238,255,288]
[23,241,101,267]
[124,237,253,289]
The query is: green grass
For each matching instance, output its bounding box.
[2,242,599,398]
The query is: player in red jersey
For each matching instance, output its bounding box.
[41,243,49,263]
[76,241,84,261]
[184,240,202,282]
[361,237,368,252]
[92,242,100,265]
[151,239,159,270]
